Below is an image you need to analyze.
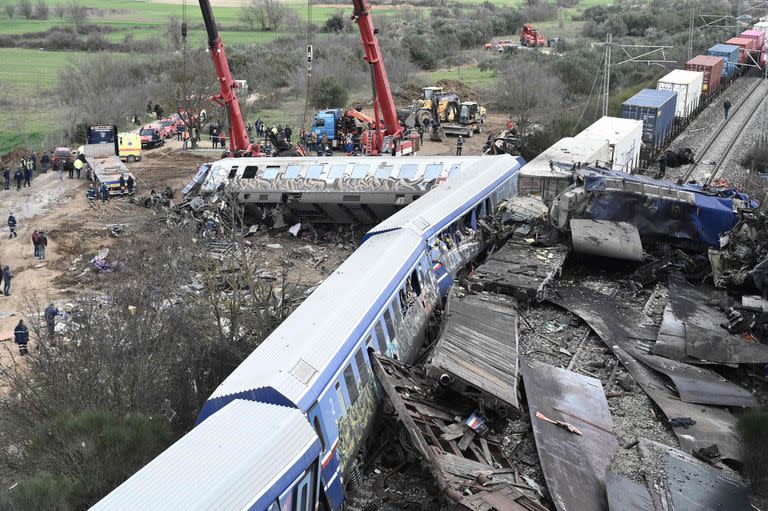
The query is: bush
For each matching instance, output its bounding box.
[310,75,348,109]
[33,0,48,19]
[322,12,344,33]
[4,4,15,18]
[17,0,32,19]
[738,409,768,495]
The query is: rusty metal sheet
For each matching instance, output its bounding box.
[613,346,741,462]
[520,358,618,511]
[605,472,653,511]
[665,448,750,511]
[570,219,644,261]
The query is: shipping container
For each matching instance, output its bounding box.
[707,44,741,78]
[518,137,610,204]
[685,55,723,95]
[754,21,768,36]
[725,37,754,63]
[575,116,643,173]
[620,89,677,149]
[741,30,766,51]
[657,69,704,118]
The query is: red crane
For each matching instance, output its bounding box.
[351,0,412,155]
[198,0,257,156]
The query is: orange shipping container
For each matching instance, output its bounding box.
[685,55,724,95]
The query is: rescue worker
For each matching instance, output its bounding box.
[658,152,668,178]
[285,125,292,141]
[119,175,126,194]
[724,99,732,120]
[73,157,83,179]
[176,123,183,141]
[219,132,226,149]
[32,229,39,258]
[14,167,23,191]
[183,129,190,150]
[7,212,17,239]
[23,160,32,187]
[100,183,109,204]
[40,152,49,173]
[418,125,424,144]
[3,265,12,295]
[65,158,74,179]
[211,125,218,148]
[2,167,9,190]
[127,175,135,194]
[30,151,37,171]
[37,231,47,260]
[44,303,58,339]
[456,135,464,156]
[87,184,97,208]
[14,319,28,355]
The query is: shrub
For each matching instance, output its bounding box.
[4,4,15,18]
[310,75,348,109]
[17,0,32,18]
[322,12,344,33]
[34,0,48,19]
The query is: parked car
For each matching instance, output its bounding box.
[139,125,165,149]
[158,118,180,139]
[52,146,73,165]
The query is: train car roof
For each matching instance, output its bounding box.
[199,228,425,419]
[364,154,525,240]
[92,400,321,511]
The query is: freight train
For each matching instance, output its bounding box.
[92,154,525,511]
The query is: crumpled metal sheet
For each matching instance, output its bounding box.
[605,472,653,511]
[520,358,618,511]
[666,449,750,511]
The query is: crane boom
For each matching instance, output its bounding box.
[198,0,253,154]
[351,0,401,141]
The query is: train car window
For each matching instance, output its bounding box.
[267,500,279,511]
[354,349,370,386]
[383,309,396,340]
[398,164,419,180]
[299,486,308,511]
[375,164,393,179]
[410,270,422,297]
[351,164,370,178]
[393,296,403,326]
[375,320,387,353]
[343,365,359,405]
[262,166,281,180]
[306,165,323,179]
[328,164,347,179]
[228,165,240,179]
[280,489,295,511]
[313,416,326,452]
[335,382,348,413]
[284,165,302,179]
[485,197,492,214]
[449,164,461,177]
[423,163,443,181]
[365,333,374,351]
[241,165,258,179]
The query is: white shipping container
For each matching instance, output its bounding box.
[754,21,768,37]
[657,69,704,118]
[575,116,643,173]
[518,137,610,204]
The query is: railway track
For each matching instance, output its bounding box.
[681,77,767,185]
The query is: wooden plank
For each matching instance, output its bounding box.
[440,422,467,441]
[480,438,494,466]
[458,428,476,451]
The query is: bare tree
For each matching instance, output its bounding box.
[33,0,48,19]
[164,15,184,50]
[165,50,219,150]
[53,3,64,18]
[492,56,564,132]
[4,4,15,18]
[66,0,88,29]
[17,0,33,19]
[242,0,287,31]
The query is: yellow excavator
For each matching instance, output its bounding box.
[412,86,461,126]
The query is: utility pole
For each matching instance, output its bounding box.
[602,32,611,117]
[687,8,694,61]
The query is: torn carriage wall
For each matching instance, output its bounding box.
[550,166,755,250]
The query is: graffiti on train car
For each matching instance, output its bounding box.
[336,381,380,473]
[233,175,443,194]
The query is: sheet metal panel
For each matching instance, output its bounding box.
[521,358,618,511]
[201,228,425,418]
[605,472,653,511]
[92,400,321,511]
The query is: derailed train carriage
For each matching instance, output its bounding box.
[92,154,525,511]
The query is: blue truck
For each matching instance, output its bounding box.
[310,109,367,152]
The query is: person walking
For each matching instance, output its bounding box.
[723,100,732,120]
[14,167,23,191]
[30,151,37,172]
[456,135,464,156]
[40,152,49,173]
[418,125,424,144]
[37,231,47,260]
[211,125,218,148]
[127,175,134,194]
[3,266,12,296]
[100,183,109,204]
[32,229,40,259]
[2,167,9,190]
[44,303,58,339]
[87,184,97,208]
[24,163,32,188]
[65,158,74,179]
[14,320,28,355]
[7,212,17,239]
[219,132,226,149]
[74,158,83,179]
[658,152,668,178]
[183,129,190,150]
